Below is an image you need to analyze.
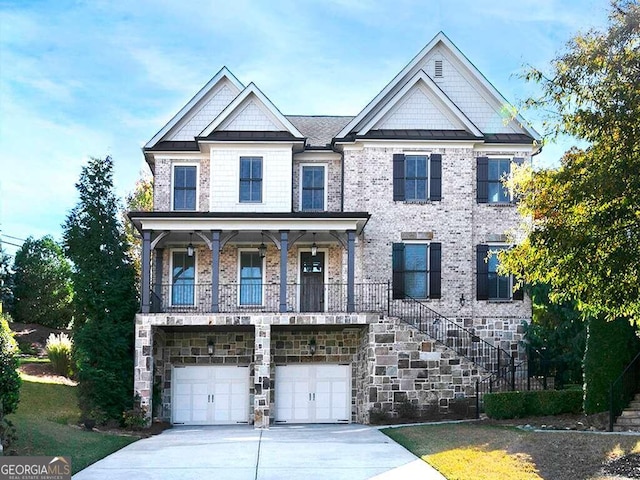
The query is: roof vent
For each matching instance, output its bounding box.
[434,60,443,78]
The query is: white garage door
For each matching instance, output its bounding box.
[172,365,249,425]
[275,364,350,423]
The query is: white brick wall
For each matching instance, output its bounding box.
[374,84,457,130]
[210,145,292,212]
[169,82,239,141]
[221,99,280,131]
[343,143,531,346]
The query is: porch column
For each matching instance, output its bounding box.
[211,230,221,313]
[134,317,153,425]
[141,230,151,313]
[279,231,289,313]
[254,322,271,428]
[153,248,164,312]
[347,230,355,313]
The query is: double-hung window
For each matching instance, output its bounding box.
[405,155,428,201]
[392,242,441,299]
[172,251,195,306]
[477,157,524,204]
[301,165,325,211]
[393,153,442,202]
[173,165,197,210]
[240,157,262,203]
[239,251,263,305]
[476,245,523,301]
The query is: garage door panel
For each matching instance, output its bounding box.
[276,364,350,423]
[172,366,249,425]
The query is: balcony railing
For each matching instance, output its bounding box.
[149,282,389,314]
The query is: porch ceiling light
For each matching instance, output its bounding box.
[259,233,267,258]
[187,233,194,257]
[207,338,214,356]
[309,337,317,355]
[311,233,317,257]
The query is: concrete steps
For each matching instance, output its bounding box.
[613,393,640,432]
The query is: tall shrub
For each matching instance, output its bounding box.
[583,315,640,414]
[63,156,138,421]
[12,236,73,329]
[0,314,21,415]
[46,333,74,377]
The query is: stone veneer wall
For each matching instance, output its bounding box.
[270,327,364,422]
[358,316,482,423]
[154,329,255,422]
[139,312,492,427]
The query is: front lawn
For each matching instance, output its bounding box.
[7,373,138,474]
[382,422,640,480]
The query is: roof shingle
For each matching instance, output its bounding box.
[286,116,354,148]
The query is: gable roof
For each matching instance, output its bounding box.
[144,67,244,149]
[336,31,540,141]
[199,83,304,139]
[357,70,482,137]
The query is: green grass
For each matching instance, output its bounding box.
[18,356,50,365]
[382,423,640,480]
[7,377,138,474]
[383,423,540,480]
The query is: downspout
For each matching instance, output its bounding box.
[331,140,345,212]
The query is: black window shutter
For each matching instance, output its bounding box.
[392,243,405,299]
[477,157,488,203]
[393,154,405,201]
[511,157,525,204]
[429,154,442,201]
[429,242,441,299]
[512,279,524,300]
[476,244,489,300]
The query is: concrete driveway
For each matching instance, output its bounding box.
[73,424,445,480]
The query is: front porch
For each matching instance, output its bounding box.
[150,282,389,314]
[128,211,371,315]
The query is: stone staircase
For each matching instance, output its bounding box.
[614,393,640,432]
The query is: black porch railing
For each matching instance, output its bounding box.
[388,295,513,377]
[150,282,389,314]
[609,351,640,431]
[474,348,560,418]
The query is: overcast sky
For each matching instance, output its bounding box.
[0,0,609,255]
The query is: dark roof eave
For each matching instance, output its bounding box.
[128,211,370,220]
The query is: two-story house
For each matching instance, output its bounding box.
[130,32,540,428]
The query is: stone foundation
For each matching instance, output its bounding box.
[135,311,525,427]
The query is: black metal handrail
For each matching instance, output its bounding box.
[148,282,389,314]
[388,295,513,377]
[609,351,640,431]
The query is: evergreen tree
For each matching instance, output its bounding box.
[63,156,138,421]
[12,236,73,328]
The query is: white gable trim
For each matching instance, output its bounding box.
[358,70,482,137]
[218,97,280,131]
[199,83,304,138]
[145,67,244,149]
[336,32,539,141]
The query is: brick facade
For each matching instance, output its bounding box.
[133,33,539,428]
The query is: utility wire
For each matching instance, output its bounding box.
[0,234,27,242]
[0,240,22,248]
